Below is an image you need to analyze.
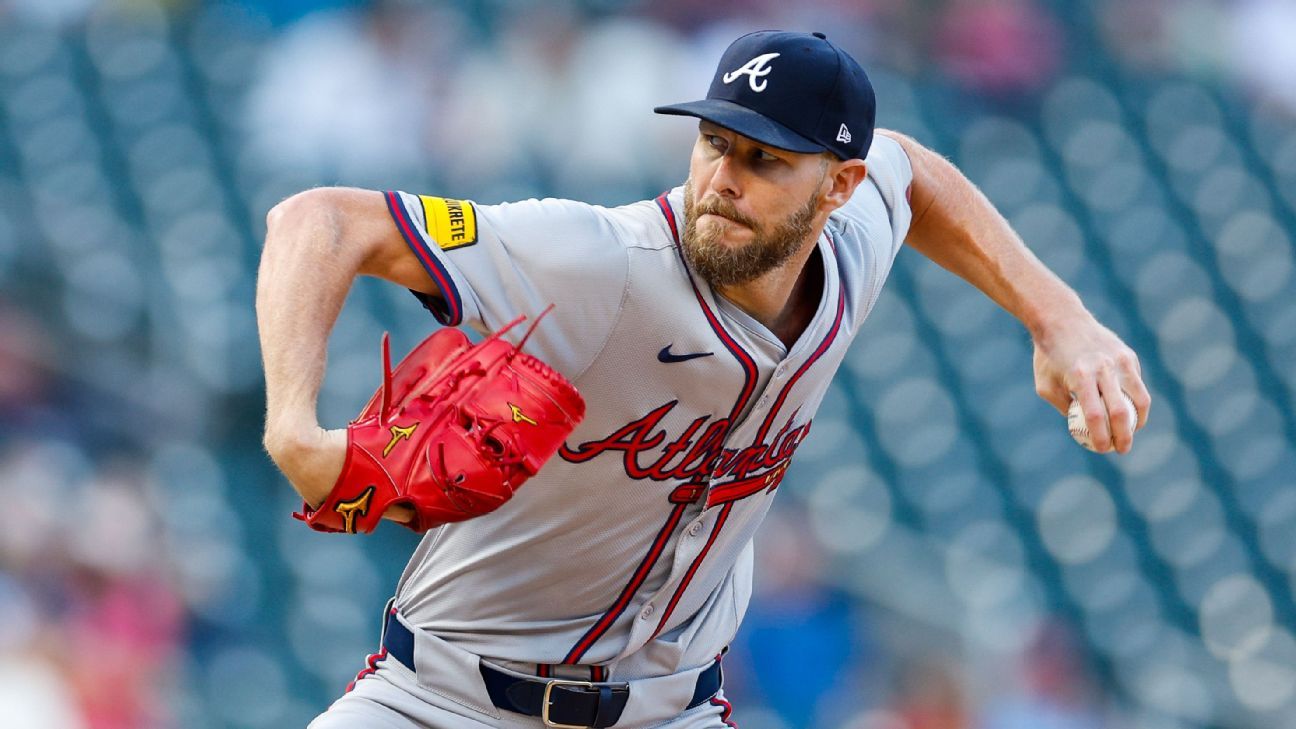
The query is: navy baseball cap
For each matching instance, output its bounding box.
[655,30,876,160]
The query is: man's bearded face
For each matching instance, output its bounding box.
[680,177,820,288]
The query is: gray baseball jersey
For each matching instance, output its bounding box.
[345,134,912,721]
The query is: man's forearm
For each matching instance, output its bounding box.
[256,191,363,454]
[882,130,1150,452]
[882,130,1092,341]
[256,188,436,514]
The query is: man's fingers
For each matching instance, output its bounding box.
[1099,367,1135,454]
[1118,351,1152,430]
[1072,376,1112,453]
[1129,385,1151,431]
[384,504,417,524]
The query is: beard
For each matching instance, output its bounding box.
[680,178,820,288]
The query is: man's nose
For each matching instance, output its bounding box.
[708,154,741,198]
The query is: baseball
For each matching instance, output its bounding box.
[1068,392,1138,452]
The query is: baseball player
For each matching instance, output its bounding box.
[257,30,1150,729]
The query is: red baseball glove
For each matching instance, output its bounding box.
[295,311,585,534]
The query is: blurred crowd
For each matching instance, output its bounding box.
[6,0,1296,190]
[0,303,184,729]
[1,1,1295,728]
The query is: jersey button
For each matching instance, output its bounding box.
[688,522,702,537]
[640,605,655,620]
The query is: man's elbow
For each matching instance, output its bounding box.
[261,187,425,289]
[265,187,348,242]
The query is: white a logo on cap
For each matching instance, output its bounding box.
[837,124,852,144]
[723,53,781,93]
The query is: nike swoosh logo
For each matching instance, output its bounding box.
[658,345,715,363]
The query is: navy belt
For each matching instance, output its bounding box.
[380,609,722,728]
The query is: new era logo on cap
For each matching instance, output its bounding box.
[654,30,876,160]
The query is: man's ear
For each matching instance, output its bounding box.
[819,159,868,213]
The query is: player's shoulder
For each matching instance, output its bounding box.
[863,133,914,200]
[827,133,916,272]
[604,193,680,253]
[476,195,606,229]
[832,135,913,224]
[479,194,674,252]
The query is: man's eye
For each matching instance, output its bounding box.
[706,135,726,150]
[756,149,779,162]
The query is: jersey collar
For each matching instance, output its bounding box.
[657,187,842,364]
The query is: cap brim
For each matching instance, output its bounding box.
[654,99,825,154]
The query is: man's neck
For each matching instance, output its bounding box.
[715,234,825,350]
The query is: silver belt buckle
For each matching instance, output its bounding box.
[542,678,596,728]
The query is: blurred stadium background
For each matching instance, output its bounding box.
[2,0,1295,727]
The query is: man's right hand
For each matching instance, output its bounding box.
[264,425,416,525]
[264,425,348,508]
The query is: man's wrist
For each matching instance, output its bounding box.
[263,411,321,457]
[263,422,341,506]
[1023,289,1091,345]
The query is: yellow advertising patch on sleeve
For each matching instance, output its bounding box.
[418,196,478,250]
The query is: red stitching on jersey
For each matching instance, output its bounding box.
[384,191,463,326]
[710,696,737,727]
[345,647,388,693]
[658,194,759,426]
[652,502,734,637]
[656,193,680,244]
[704,465,789,508]
[669,482,706,503]
[563,501,690,664]
[752,278,845,445]
[650,217,849,637]
[562,193,763,664]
